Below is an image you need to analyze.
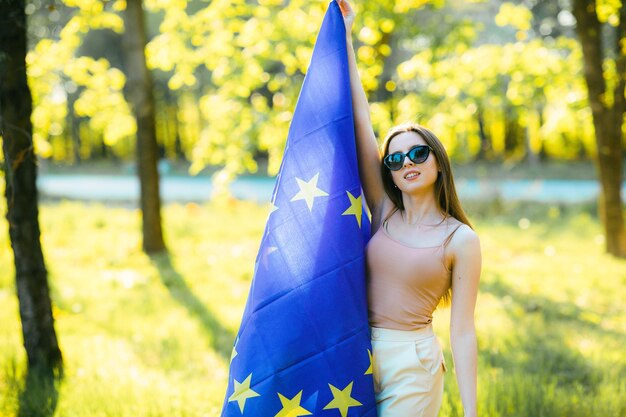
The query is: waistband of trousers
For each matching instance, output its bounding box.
[370,325,434,342]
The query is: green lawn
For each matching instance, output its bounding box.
[0,198,624,417]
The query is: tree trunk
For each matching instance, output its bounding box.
[503,105,523,158]
[573,0,626,257]
[98,129,108,159]
[524,124,539,166]
[524,108,540,166]
[67,92,82,163]
[475,106,492,160]
[0,0,63,376]
[122,0,166,253]
[538,110,548,161]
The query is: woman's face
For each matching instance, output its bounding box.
[386,131,439,193]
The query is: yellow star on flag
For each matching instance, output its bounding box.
[228,373,260,413]
[323,382,362,417]
[290,173,328,211]
[364,349,374,375]
[230,345,238,364]
[274,391,312,417]
[341,191,363,228]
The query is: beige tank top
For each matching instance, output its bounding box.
[367,211,463,330]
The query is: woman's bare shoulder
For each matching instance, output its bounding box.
[448,223,480,251]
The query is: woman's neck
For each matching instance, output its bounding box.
[400,192,444,225]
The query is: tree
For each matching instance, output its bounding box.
[21,0,606,172]
[0,0,63,412]
[573,0,626,257]
[122,0,166,253]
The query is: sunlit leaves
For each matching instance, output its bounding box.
[142,0,326,179]
[191,93,257,176]
[370,102,394,140]
[23,0,609,171]
[596,0,622,25]
[145,0,187,11]
[27,0,132,160]
[394,0,440,13]
[393,28,588,161]
[358,26,382,45]
[397,50,432,81]
[64,57,122,90]
[167,66,197,90]
[495,3,533,31]
[146,33,186,72]
[63,0,104,13]
[67,57,134,145]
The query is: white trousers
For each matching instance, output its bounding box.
[371,325,446,417]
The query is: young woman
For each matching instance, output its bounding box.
[337,1,481,416]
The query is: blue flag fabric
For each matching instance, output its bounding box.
[220,2,377,416]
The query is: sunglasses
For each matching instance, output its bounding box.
[383,145,433,171]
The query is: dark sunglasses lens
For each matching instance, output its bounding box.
[408,146,430,163]
[384,154,404,171]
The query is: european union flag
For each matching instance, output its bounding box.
[220,1,376,416]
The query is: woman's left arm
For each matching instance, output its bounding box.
[448,226,482,417]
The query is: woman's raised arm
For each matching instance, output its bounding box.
[338,0,387,217]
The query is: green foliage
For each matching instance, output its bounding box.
[144,0,450,176]
[23,0,621,173]
[27,0,133,161]
[0,200,625,416]
[495,3,533,32]
[596,0,623,25]
[396,36,593,160]
[144,0,309,175]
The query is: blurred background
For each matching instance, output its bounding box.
[0,0,625,416]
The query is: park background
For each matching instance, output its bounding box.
[1,0,625,416]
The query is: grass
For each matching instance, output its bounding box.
[0,196,625,416]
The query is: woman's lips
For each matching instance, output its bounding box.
[404,170,420,180]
